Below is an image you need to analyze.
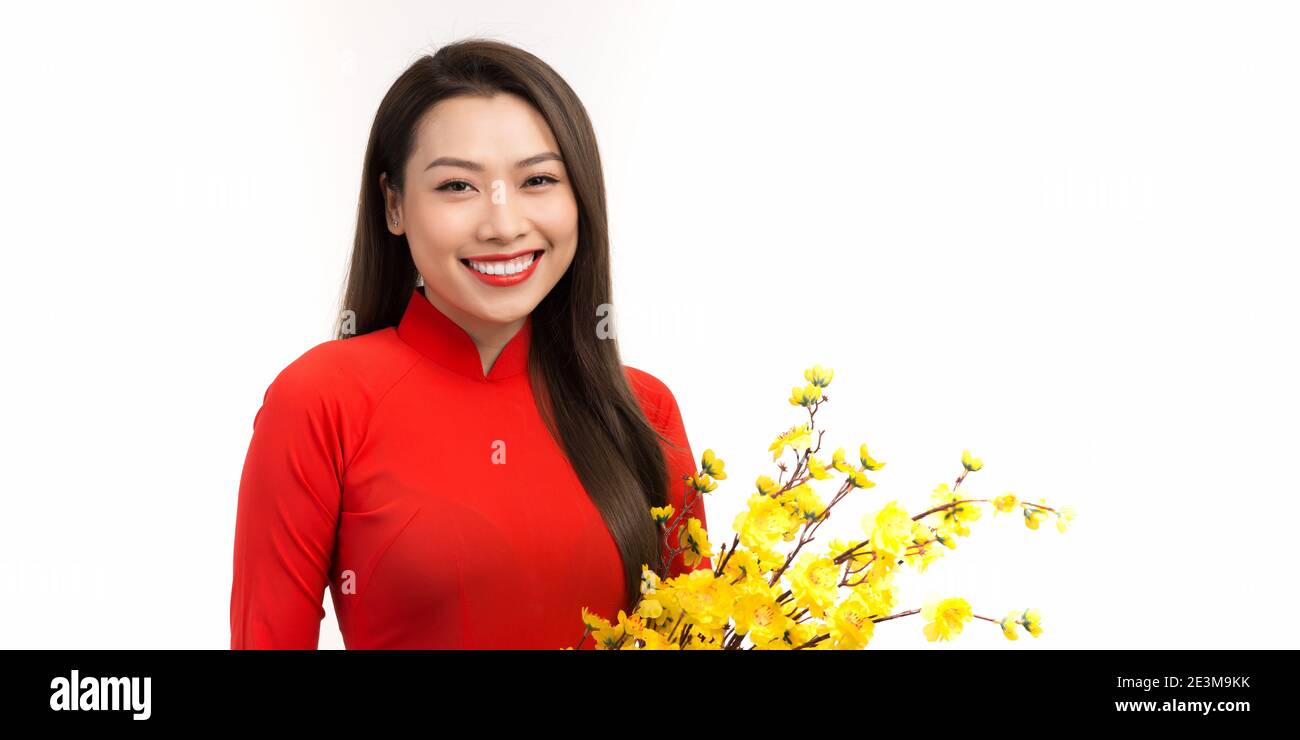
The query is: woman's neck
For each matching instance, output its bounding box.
[419,286,526,377]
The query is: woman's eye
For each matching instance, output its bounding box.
[437,175,557,193]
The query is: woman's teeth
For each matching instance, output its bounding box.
[463,252,537,276]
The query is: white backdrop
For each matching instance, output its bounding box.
[1,0,1295,649]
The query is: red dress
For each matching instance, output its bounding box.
[230,287,711,649]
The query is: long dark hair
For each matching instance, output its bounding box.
[336,37,683,613]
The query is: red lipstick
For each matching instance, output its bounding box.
[460,249,543,287]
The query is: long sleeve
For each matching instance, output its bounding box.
[652,381,714,581]
[230,358,346,649]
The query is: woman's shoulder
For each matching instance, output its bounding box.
[623,364,682,429]
[257,328,418,413]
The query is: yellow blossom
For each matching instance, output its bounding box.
[804,364,834,388]
[864,500,912,560]
[992,493,1018,514]
[852,579,898,618]
[581,606,611,634]
[769,423,813,461]
[749,545,788,575]
[789,383,822,407]
[1021,608,1044,637]
[638,563,661,597]
[700,449,727,480]
[921,596,973,642]
[670,569,733,632]
[1024,501,1049,530]
[907,548,942,574]
[677,517,712,568]
[792,483,827,523]
[961,448,984,472]
[790,552,842,619]
[911,521,934,546]
[787,622,828,650]
[751,475,780,497]
[829,537,871,568]
[631,629,680,650]
[862,554,900,589]
[718,547,765,586]
[731,586,795,646]
[1056,505,1077,533]
[650,505,674,526]
[848,468,875,490]
[687,473,717,493]
[616,609,646,638]
[806,455,833,480]
[930,482,981,538]
[635,598,664,619]
[830,594,876,650]
[830,447,856,474]
[734,493,799,551]
[859,443,886,471]
[592,621,626,649]
[906,523,944,572]
[1000,610,1021,640]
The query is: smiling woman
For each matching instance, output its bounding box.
[229,37,711,649]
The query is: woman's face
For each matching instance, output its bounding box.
[383,93,579,327]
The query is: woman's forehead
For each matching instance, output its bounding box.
[413,95,558,163]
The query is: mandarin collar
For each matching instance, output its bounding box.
[396,288,532,382]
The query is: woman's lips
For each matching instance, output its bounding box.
[460,249,543,287]
[460,247,537,262]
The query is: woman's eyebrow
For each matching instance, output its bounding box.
[424,152,563,172]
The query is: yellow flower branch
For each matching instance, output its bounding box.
[571,364,1073,650]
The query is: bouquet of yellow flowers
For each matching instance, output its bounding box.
[574,365,1076,650]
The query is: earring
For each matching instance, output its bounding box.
[392,215,399,227]
[415,272,424,287]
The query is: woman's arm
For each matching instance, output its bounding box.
[230,357,346,649]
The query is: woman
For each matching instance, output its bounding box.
[229,38,711,649]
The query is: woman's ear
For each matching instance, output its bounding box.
[380,172,402,234]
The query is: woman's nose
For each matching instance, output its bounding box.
[479,179,530,241]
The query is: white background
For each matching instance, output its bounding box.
[1,0,1295,649]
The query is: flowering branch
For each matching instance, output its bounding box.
[572,365,1074,650]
